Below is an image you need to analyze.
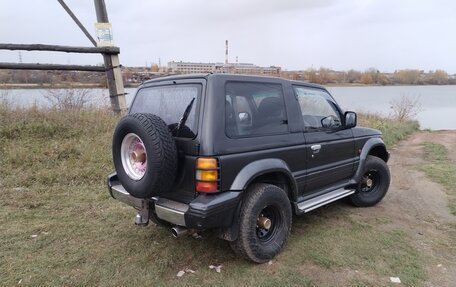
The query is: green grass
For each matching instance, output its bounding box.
[419,142,456,215]
[0,106,425,286]
[358,113,419,147]
[289,204,424,285]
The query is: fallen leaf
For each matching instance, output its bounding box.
[192,233,203,239]
[390,277,401,284]
[30,235,37,238]
[209,265,223,273]
[177,268,196,277]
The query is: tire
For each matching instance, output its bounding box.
[229,184,292,263]
[349,155,390,207]
[112,113,177,198]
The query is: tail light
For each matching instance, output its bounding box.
[195,157,220,193]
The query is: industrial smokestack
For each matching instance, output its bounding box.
[225,40,228,64]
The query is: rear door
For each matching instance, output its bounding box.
[293,86,355,193]
[129,80,205,203]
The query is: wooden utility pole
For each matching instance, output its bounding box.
[94,0,127,115]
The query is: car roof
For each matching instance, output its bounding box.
[142,73,326,90]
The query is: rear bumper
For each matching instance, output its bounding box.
[107,173,241,229]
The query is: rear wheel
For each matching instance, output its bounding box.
[229,184,292,263]
[350,155,390,207]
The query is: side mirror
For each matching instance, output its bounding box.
[344,111,357,128]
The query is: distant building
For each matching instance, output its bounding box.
[215,63,281,76]
[168,61,281,76]
[167,61,215,74]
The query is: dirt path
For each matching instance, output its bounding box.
[359,131,456,286]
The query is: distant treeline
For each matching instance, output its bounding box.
[1,67,455,87]
[0,68,158,87]
[0,70,107,87]
[281,68,456,85]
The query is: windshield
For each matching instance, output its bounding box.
[130,84,201,138]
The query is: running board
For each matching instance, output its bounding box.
[297,188,355,213]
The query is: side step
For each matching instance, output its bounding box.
[297,188,355,213]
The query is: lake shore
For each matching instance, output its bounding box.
[1,85,455,130]
[1,82,455,89]
[0,83,140,89]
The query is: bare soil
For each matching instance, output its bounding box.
[364,131,456,286]
[262,131,456,286]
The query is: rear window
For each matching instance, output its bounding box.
[130,84,200,138]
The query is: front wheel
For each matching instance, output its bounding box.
[350,155,391,207]
[229,184,292,263]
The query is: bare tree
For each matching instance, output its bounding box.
[394,69,422,85]
[0,88,13,108]
[346,69,361,83]
[43,88,93,111]
[0,88,9,99]
[389,94,422,122]
[427,69,449,85]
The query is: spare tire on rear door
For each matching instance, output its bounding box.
[112,113,177,198]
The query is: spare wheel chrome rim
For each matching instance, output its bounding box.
[121,133,147,180]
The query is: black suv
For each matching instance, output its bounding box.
[107,74,390,263]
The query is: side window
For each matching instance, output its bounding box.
[225,82,288,137]
[293,86,342,131]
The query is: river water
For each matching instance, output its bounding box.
[328,85,456,130]
[1,85,455,130]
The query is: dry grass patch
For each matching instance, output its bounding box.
[0,106,425,286]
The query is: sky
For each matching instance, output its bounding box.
[0,0,455,73]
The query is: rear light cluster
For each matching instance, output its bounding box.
[195,157,220,193]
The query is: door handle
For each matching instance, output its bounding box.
[311,144,321,153]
